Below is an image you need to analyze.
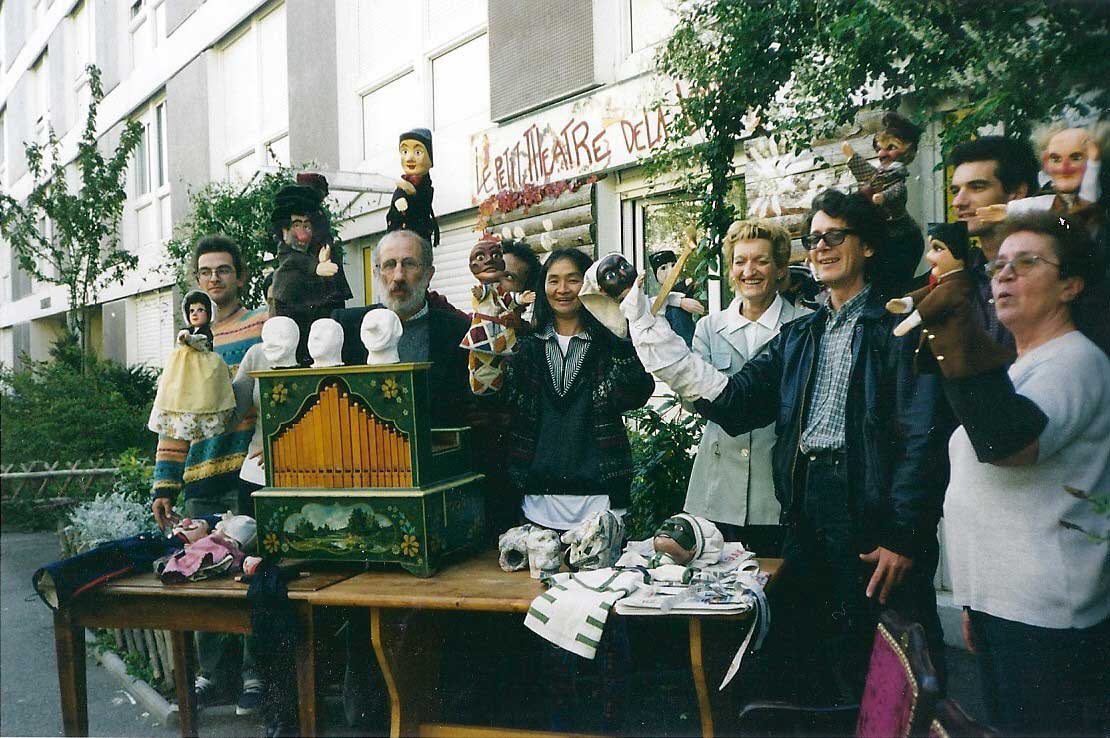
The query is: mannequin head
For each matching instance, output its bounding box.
[360,309,403,365]
[261,316,300,367]
[307,318,344,368]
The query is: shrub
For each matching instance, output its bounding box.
[0,334,159,465]
[63,490,157,555]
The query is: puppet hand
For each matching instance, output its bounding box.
[397,179,417,196]
[395,197,409,213]
[872,192,885,205]
[316,261,338,278]
[520,290,536,305]
[176,329,191,345]
[860,547,913,605]
[975,204,1009,223]
[679,297,706,316]
[1088,137,1101,162]
[472,284,485,300]
[886,296,913,314]
[892,311,922,337]
[841,142,855,158]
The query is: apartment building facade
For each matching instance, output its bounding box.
[0,0,947,371]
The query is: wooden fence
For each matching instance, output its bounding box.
[0,459,124,509]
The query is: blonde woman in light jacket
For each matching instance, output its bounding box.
[683,220,812,556]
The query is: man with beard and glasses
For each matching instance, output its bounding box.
[332,229,471,426]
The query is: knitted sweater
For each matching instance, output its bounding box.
[152,305,267,501]
[501,326,654,507]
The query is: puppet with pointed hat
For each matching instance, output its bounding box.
[386,127,440,247]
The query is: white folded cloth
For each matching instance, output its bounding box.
[524,569,643,659]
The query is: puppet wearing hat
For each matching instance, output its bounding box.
[271,176,351,362]
[386,128,440,247]
[886,222,1015,377]
[648,249,704,347]
[843,112,926,286]
[459,233,535,394]
[148,290,237,441]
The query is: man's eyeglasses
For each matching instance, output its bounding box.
[985,253,1061,279]
[375,258,424,274]
[801,229,858,250]
[196,266,235,280]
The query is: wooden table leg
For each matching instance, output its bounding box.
[170,631,198,738]
[371,608,444,738]
[53,609,89,737]
[689,618,715,738]
[295,603,317,738]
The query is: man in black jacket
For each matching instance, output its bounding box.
[629,190,950,701]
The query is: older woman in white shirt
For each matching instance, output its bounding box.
[683,220,810,555]
[940,212,1109,736]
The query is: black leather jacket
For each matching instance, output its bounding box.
[694,288,952,558]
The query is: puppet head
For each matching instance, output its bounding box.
[561,511,625,571]
[360,308,403,365]
[399,128,433,177]
[173,518,210,544]
[650,514,724,568]
[261,316,300,367]
[181,290,216,329]
[273,184,323,247]
[873,112,922,168]
[595,253,638,299]
[469,235,506,284]
[648,249,679,285]
[307,318,344,368]
[925,221,969,278]
[1040,126,1093,195]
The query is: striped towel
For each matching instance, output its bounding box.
[524,569,642,659]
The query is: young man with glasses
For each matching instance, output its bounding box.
[948,136,1041,350]
[150,234,269,715]
[625,189,949,702]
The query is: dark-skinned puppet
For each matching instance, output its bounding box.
[148,290,236,441]
[885,221,1015,376]
[459,234,535,394]
[843,112,925,288]
[648,249,705,347]
[386,128,440,247]
[271,175,351,363]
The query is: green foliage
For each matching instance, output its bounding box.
[627,395,705,540]
[163,163,344,309]
[0,334,159,465]
[110,448,155,504]
[0,65,142,364]
[1061,486,1110,544]
[653,1,1110,255]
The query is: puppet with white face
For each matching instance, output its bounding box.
[885,222,1015,377]
[977,122,1104,232]
[148,290,237,441]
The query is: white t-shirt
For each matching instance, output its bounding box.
[943,331,1110,629]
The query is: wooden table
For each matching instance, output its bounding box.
[52,568,352,738]
[293,551,782,738]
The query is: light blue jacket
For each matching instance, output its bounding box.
[684,295,811,526]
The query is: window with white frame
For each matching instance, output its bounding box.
[216,3,288,180]
[67,0,93,123]
[129,0,166,71]
[128,98,172,256]
[0,109,7,186]
[30,51,50,145]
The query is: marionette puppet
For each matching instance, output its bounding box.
[842,111,925,285]
[160,514,257,583]
[271,176,350,362]
[386,128,440,247]
[148,290,237,441]
[885,222,1015,377]
[648,249,705,347]
[977,122,1104,232]
[459,234,535,394]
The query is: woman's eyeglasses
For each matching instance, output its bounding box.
[801,229,858,250]
[985,253,1061,279]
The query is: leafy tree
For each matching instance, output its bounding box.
[0,65,142,369]
[653,0,1110,253]
[163,163,344,309]
[627,395,705,540]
